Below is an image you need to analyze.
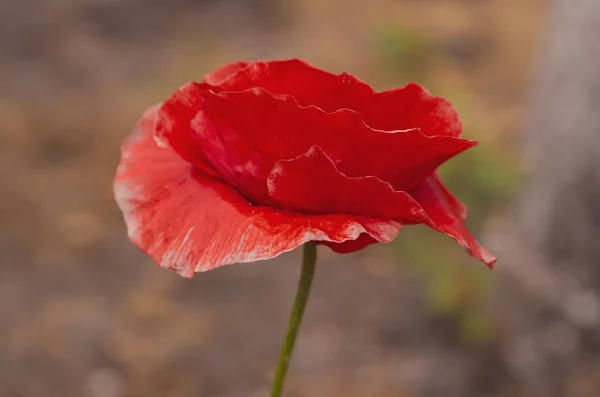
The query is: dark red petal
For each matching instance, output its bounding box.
[199,87,476,193]
[267,145,426,221]
[218,60,462,136]
[202,61,250,85]
[114,105,403,276]
[320,233,379,253]
[410,174,497,268]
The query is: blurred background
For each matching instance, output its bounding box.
[2,0,600,396]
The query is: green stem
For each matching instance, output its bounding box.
[270,243,318,397]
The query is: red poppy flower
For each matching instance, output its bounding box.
[114,59,496,277]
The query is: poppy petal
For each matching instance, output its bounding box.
[266,145,493,266]
[197,87,476,197]
[220,59,463,137]
[428,172,468,221]
[357,83,463,137]
[267,145,426,221]
[217,59,374,113]
[153,82,221,178]
[218,60,462,137]
[114,105,404,276]
[154,60,469,200]
[410,175,496,268]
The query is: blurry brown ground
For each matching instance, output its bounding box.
[0,1,564,396]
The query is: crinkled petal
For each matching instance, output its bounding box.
[358,84,463,137]
[198,87,476,197]
[410,174,497,268]
[154,81,263,204]
[267,145,494,267]
[267,145,426,221]
[217,59,374,113]
[153,60,469,200]
[218,60,463,137]
[114,105,404,276]
[153,61,251,166]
